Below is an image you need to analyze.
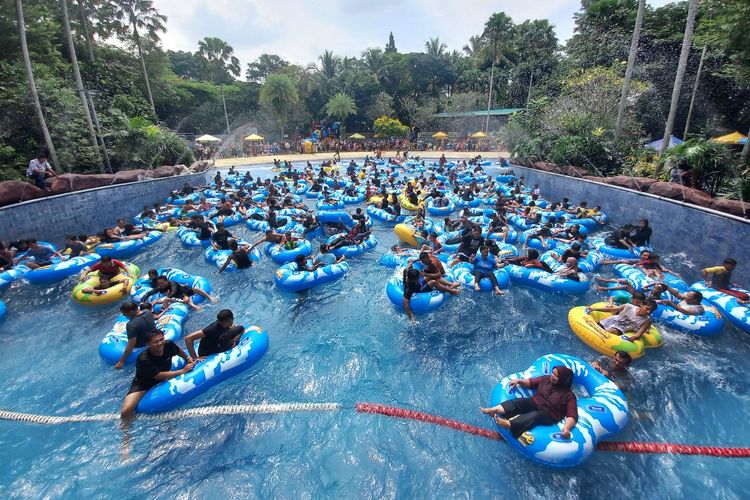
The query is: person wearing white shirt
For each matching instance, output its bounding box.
[26,152,57,190]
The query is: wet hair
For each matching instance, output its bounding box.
[526,249,540,260]
[139,302,153,311]
[614,351,632,365]
[406,268,421,280]
[120,302,138,314]
[148,268,158,277]
[632,291,646,302]
[146,329,164,341]
[217,309,234,322]
[724,258,737,266]
[229,240,239,251]
[642,299,658,312]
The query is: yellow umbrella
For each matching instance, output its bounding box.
[470,131,486,138]
[195,134,221,142]
[432,131,448,139]
[244,134,264,141]
[711,131,746,144]
[349,133,366,139]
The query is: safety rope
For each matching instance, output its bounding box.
[2,402,750,459]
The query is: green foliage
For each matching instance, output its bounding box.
[326,92,357,121]
[373,116,409,138]
[659,139,734,196]
[106,112,193,169]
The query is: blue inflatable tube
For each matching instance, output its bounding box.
[385,273,448,314]
[367,205,402,223]
[690,281,750,334]
[274,260,350,292]
[0,266,28,290]
[488,353,629,467]
[95,231,163,259]
[592,238,653,259]
[204,242,260,272]
[520,229,557,251]
[0,299,6,320]
[506,264,590,294]
[326,234,378,258]
[176,227,210,247]
[317,210,353,225]
[211,213,244,227]
[508,215,537,231]
[426,199,455,216]
[130,267,212,304]
[137,325,269,414]
[487,227,519,244]
[98,303,190,365]
[342,193,365,204]
[23,253,101,285]
[264,239,312,264]
[541,248,604,274]
[451,262,510,291]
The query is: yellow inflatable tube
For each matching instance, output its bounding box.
[394,223,426,249]
[398,194,422,212]
[71,263,140,306]
[568,302,664,359]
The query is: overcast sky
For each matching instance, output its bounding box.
[157,0,676,70]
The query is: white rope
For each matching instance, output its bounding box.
[0,402,343,426]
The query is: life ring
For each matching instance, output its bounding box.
[71,262,140,305]
[274,259,350,292]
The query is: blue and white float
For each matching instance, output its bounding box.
[592,238,653,259]
[95,231,163,259]
[23,254,101,285]
[0,266,28,290]
[450,262,510,291]
[690,281,749,334]
[385,269,450,314]
[130,267,212,305]
[264,239,312,264]
[204,242,261,272]
[325,233,377,258]
[0,299,6,320]
[136,325,269,414]
[274,260,350,292]
[488,353,629,468]
[506,264,589,294]
[176,226,210,247]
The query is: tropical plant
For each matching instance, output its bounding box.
[659,139,733,196]
[326,92,356,121]
[259,73,298,138]
[425,37,447,57]
[373,116,409,138]
[197,37,240,136]
[480,12,514,132]
[319,50,340,80]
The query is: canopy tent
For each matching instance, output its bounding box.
[349,133,366,139]
[469,131,486,138]
[195,134,221,142]
[711,131,747,144]
[244,134,264,141]
[645,135,683,150]
[432,131,448,139]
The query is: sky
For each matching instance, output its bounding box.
[157,0,676,70]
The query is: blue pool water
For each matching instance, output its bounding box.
[1,164,749,497]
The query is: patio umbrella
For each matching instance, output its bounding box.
[432,131,448,139]
[470,131,486,138]
[349,133,366,139]
[711,131,747,144]
[195,134,221,142]
[244,134,264,141]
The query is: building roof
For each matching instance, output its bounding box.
[433,108,523,118]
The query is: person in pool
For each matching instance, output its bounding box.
[219,240,254,273]
[592,351,634,392]
[80,274,129,296]
[21,239,64,269]
[660,288,705,315]
[588,299,657,342]
[185,309,245,360]
[65,235,90,257]
[84,255,132,281]
[480,365,578,439]
[471,246,506,295]
[114,301,158,369]
[145,275,217,311]
[314,243,345,266]
[210,223,234,250]
[120,329,195,420]
[701,258,749,303]
[401,265,460,321]
[630,219,652,247]
[555,257,581,282]
[503,249,553,273]
[604,224,636,250]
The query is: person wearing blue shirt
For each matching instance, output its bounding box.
[471,246,505,295]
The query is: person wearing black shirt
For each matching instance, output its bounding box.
[115,302,158,369]
[219,240,254,273]
[630,219,652,246]
[185,309,245,359]
[65,235,89,257]
[120,330,193,420]
[453,226,484,264]
[211,223,233,250]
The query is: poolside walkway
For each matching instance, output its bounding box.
[214,151,510,168]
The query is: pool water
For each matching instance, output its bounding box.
[1,164,749,498]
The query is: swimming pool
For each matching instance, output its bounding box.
[0,163,749,497]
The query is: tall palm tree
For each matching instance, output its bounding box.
[657,0,698,167]
[319,50,340,80]
[683,44,708,137]
[197,37,240,137]
[425,37,447,57]
[614,0,646,141]
[74,0,96,62]
[362,48,388,84]
[326,92,357,121]
[60,0,103,170]
[16,0,60,169]
[260,73,299,139]
[107,0,166,116]
[481,13,514,132]
[462,35,483,57]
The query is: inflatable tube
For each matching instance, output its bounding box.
[426,198,455,216]
[245,215,295,233]
[398,194,422,212]
[541,250,603,274]
[568,302,664,359]
[385,269,451,314]
[367,205,401,223]
[520,229,557,251]
[71,263,140,306]
[264,239,312,264]
[592,238,653,259]
[130,268,212,305]
[613,264,688,292]
[488,353,629,468]
[451,262,510,291]
[326,233,377,258]
[211,213,244,227]
[342,193,365,204]
[23,253,101,285]
[98,303,190,365]
[317,210,354,225]
[0,299,6,320]
[690,281,749,334]
[274,260,350,292]
[508,215,537,231]
[204,243,260,272]
[506,264,589,294]
[176,227,210,247]
[394,224,425,249]
[0,266,28,290]
[167,193,200,205]
[316,198,345,210]
[95,231,163,259]
[136,325,269,414]
[487,227,519,244]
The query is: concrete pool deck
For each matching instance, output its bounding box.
[214,151,510,167]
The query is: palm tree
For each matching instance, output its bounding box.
[362,48,388,84]
[107,0,166,116]
[425,37,447,57]
[614,0,646,141]
[481,13,514,132]
[657,0,698,168]
[462,35,483,57]
[60,0,103,170]
[15,0,60,169]
[260,73,299,139]
[197,37,240,137]
[319,50,340,80]
[326,92,357,121]
[683,44,708,137]
[73,0,96,62]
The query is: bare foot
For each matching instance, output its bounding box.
[474,283,481,291]
[479,407,495,415]
[448,289,460,296]
[209,296,218,303]
[493,415,511,429]
[494,288,505,295]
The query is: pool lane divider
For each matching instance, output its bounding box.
[1,402,749,459]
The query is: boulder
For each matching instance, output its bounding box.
[681,187,714,208]
[0,180,47,207]
[710,198,750,218]
[145,165,188,179]
[558,165,589,177]
[189,160,211,173]
[648,181,714,208]
[603,176,657,192]
[48,173,117,194]
[112,169,146,183]
[583,176,606,183]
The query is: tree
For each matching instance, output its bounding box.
[425,37,447,57]
[168,50,202,79]
[319,50,340,80]
[259,73,298,138]
[366,92,394,121]
[481,12,514,132]
[373,115,409,137]
[462,35,483,57]
[567,0,639,68]
[107,0,166,116]
[197,37,240,137]
[326,92,356,121]
[385,31,397,53]
[245,53,288,83]
[361,48,387,81]
[614,0,645,140]
[657,0,698,166]
[60,0,103,170]
[15,0,60,169]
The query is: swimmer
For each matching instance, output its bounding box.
[219,240,254,273]
[185,309,245,360]
[587,300,657,342]
[114,301,158,369]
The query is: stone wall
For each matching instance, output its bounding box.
[508,163,750,283]
[0,172,206,246]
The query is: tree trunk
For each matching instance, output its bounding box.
[526,69,534,106]
[87,90,111,173]
[76,0,94,63]
[16,0,60,170]
[614,0,646,141]
[683,44,707,138]
[220,83,231,137]
[132,21,156,116]
[657,0,698,171]
[485,58,496,133]
[61,0,102,170]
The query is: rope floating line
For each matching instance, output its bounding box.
[2,402,750,459]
